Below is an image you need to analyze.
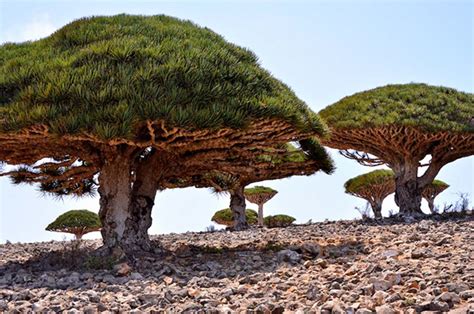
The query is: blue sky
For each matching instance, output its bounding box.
[0,0,472,243]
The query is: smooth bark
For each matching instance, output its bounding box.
[229,186,249,231]
[257,203,264,226]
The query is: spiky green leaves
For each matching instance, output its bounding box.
[0,14,326,140]
[211,208,258,226]
[319,83,474,133]
[46,209,101,234]
[344,170,394,195]
[244,186,277,195]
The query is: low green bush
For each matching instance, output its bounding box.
[264,214,295,228]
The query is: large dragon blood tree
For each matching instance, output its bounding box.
[0,15,329,253]
[344,169,395,219]
[422,179,449,213]
[320,84,474,216]
[161,140,334,230]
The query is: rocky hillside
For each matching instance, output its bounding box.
[0,216,473,313]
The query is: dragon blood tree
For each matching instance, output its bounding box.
[344,169,395,219]
[320,84,474,216]
[161,140,334,230]
[244,186,278,226]
[422,179,449,213]
[46,209,101,240]
[0,15,329,253]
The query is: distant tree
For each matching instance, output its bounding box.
[46,209,101,240]
[344,170,395,219]
[0,15,329,254]
[264,214,295,228]
[212,208,258,227]
[162,140,334,230]
[244,186,278,226]
[421,180,449,213]
[320,84,474,216]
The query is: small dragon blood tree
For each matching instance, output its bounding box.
[211,208,258,227]
[244,186,278,226]
[0,15,329,254]
[344,170,395,219]
[320,84,474,217]
[422,179,449,213]
[264,214,295,228]
[161,140,334,230]
[46,209,101,240]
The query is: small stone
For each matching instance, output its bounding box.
[163,276,173,285]
[375,304,395,314]
[437,291,460,303]
[113,262,132,277]
[410,250,426,259]
[277,249,301,264]
[355,309,372,314]
[315,258,328,268]
[130,272,144,280]
[460,290,474,299]
[372,290,389,305]
[381,249,400,258]
[370,279,393,291]
[187,288,200,298]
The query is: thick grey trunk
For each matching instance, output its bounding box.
[258,203,264,226]
[98,154,156,253]
[230,186,249,231]
[394,163,424,216]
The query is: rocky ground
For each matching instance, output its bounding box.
[0,215,473,313]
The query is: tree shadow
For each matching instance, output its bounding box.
[0,234,366,291]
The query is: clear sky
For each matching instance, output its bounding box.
[0,0,472,243]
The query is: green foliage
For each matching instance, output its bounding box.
[256,139,335,174]
[319,83,474,133]
[264,214,296,228]
[0,14,327,139]
[46,209,101,232]
[244,186,277,195]
[211,208,258,226]
[428,179,449,189]
[344,169,394,194]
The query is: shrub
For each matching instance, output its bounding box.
[46,209,101,240]
[211,208,258,226]
[264,214,296,228]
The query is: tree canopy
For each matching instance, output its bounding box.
[319,83,473,132]
[1,14,326,139]
[344,169,394,195]
[320,83,473,215]
[244,186,277,196]
[46,209,101,239]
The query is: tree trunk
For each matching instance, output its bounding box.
[258,203,264,226]
[394,163,424,216]
[229,186,249,231]
[370,201,383,219]
[426,197,435,214]
[98,153,154,254]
